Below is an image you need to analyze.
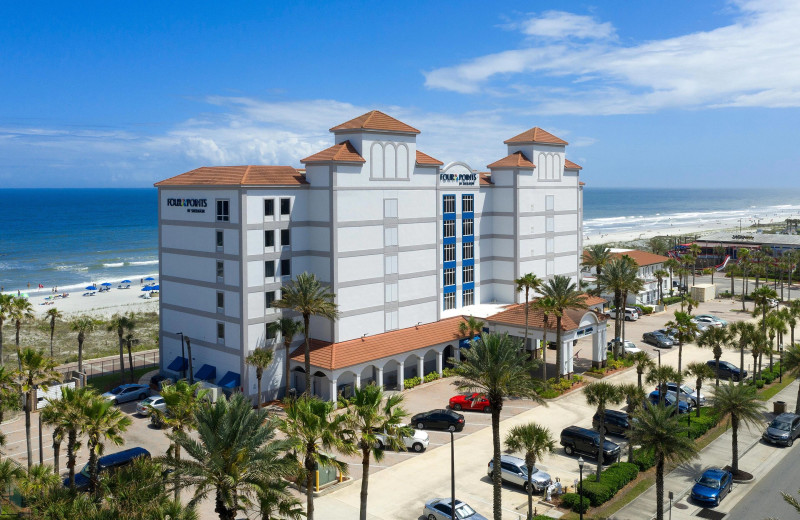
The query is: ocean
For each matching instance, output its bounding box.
[2,187,800,293]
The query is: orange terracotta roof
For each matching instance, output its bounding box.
[487,301,604,331]
[416,150,443,166]
[154,166,307,187]
[330,110,420,134]
[579,181,586,186]
[504,127,568,145]
[487,151,535,169]
[290,317,469,371]
[610,250,671,266]
[581,294,608,306]
[479,172,493,185]
[300,140,365,164]
[565,159,582,170]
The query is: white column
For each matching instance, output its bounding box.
[563,340,574,376]
[398,362,405,390]
[418,355,424,380]
[437,351,443,377]
[377,367,384,388]
[330,378,338,409]
[355,373,361,390]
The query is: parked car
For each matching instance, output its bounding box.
[693,315,724,328]
[706,360,747,382]
[423,498,488,520]
[136,395,166,416]
[411,409,465,432]
[660,382,706,407]
[560,426,621,462]
[762,413,800,447]
[768,298,779,308]
[63,447,151,491]
[449,392,491,413]
[592,409,630,436]
[101,384,150,404]
[642,331,674,348]
[672,281,687,292]
[487,455,552,493]
[607,339,642,355]
[691,319,714,332]
[648,390,691,414]
[375,424,429,452]
[606,308,639,321]
[695,314,728,327]
[691,468,733,507]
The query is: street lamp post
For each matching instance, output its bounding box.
[177,332,186,380]
[656,349,661,368]
[669,490,674,520]
[450,431,456,520]
[780,344,784,383]
[578,457,585,520]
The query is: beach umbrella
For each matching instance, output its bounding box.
[86,286,97,291]
[144,277,155,281]
[151,284,159,290]
[101,282,112,286]
[141,285,152,291]
[121,279,131,284]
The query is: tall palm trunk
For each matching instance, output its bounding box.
[656,457,665,520]
[740,343,746,386]
[67,428,78,488]
[303,314,311,396]
[742,269,748,311]
[731,416,740,473]
[89,441,100,496]
[77,334,85,375]
[359,444,371,520]
[49,319,56,358]
[215,488,235,520]
[24,389,32,470]
[173,437,182,501]
[596,415,605,480]
[51,429,61,474]
[256,371,263,409]
[491,405,502,520]
[614,290,622,357]
[284,338,292,398]
[116,329,125,381]
[185,337,194,385]
[541,321,548,381]
[522,288,530,352]
[305,448,316,520]
[127,338,135,383]
[0,317,4,365]
[677,340,684,373]
[525,463,534,520]
[555,316,564,381]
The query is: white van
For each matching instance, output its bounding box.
[606,308,639,321]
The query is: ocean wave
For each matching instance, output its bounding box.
[129,260,158,266]
[103,262,125,268]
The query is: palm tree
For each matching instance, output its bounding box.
[664,258,679,296]
[583,244,612,276]
[728,321,757,385]
[107,313,136,383]
[752,285,778,336]
[765,311,787,372]
[540,276,587,381]
[619,256,644,344]
[339,383,409,520]
[618,383,646,463]
[631,351,655,389]
[0,459,23,504]
[646,365,681,405]
[44,308,63,359]
[0,365,19,430]
[254,477,305,520]
[597,258,637,357]
[711,383,766,474]
[267,317,303,398]
[649,237,668,256]
[124,332,136,383]
[0,293,14,364]
[584,382,624,479]
[515,273,542,353]
[697,326,730,387]
[56,386,95,489]
[452,332,543,520]
[458,316,485,344]
[280,395,356,520]
[725,262,736,297]
[531,296,555,378]
[170,393,294,520]
[739,248,751,310]
[664,311,698,373]
[15,348,61,470]
[654,269,669,305]
[9,297,34,369]
[782,343,800,414]
[272,272,339,396]
[69,315,96,375]
[40,393,71,474]
[504,422,555,520]
[18,463,60,509]
[80,395,132,495]
[689,243,702,286]
[629,403,698,520]
[246,347,274,409]
[684,362,714,417]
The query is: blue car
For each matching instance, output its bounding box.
[63,447,151,491]
[647,390,690,414]
[691,468,733,506]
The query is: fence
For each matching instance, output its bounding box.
[56,350,159,380]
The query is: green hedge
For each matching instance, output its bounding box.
[633,449,655,471]
[580,462,640,506]
[662,296,684,305]
[561,493,590,514]
[633,304,654,315]
[677,407,719,439]
[423,372,440,383]
[755,379,765,388]
[403,376,422,389]
[442,367,456,378]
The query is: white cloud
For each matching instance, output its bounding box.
[425,0,800,114]
[504,11,616,41]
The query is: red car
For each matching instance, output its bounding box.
[449,392,491,413]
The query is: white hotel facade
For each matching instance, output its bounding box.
[156,111,599,401]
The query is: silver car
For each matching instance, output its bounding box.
[487,454,552,493]
[101,384,150,404]
[665,382,706,407]
[136,395,166,416]
[423,498,487,520]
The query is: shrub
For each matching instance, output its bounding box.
[634,305,654,315]
[441,367,456,378]
[581,480,614,506]
[572,374,584,384]
[403,376,422,389]
[662,296,683,305]
[561,493,590,514]
[423,372,440,383]
[763,372,776,384]
[633,448,655,471]
[755,379,765,389]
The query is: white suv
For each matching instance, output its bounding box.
[375,424,429,452]
[606,308,639,321]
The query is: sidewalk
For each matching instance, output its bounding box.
[612,379,799,520]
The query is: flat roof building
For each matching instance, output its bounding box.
[155,111,591,402]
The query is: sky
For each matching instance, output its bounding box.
[1,0,799,188]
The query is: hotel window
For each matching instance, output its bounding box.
[384,227,398,247]
[265,291,276,309]
[266,323,276,340]
[462,218,474,237]
[546,217,554,233]
[281,259,291,277]
[463,265,474,284]
[546,238,554,254]
[385,310,399,330]
[463,288,474,307]
[443,243,455,262]
[265,230,275,248]
[215,230,224,249]
[463,241,473,260]
[216,322,225,342]
[216,291,224,312]
[385,283,398,302]
[216,200,230,222]
[443,220,455,238]
[546,195,555,211]
[216,260,224,281]
[443,195,455,214]
[384,199,398,218]
[462,194,473,213]
[546,260,554,276]
[280,198,291,215]
[385,255,398,274]
[264,199,274,216]
[265,260,275,278]
[444,268,456,287]
[280,229,291,247]
[444,292,456,310]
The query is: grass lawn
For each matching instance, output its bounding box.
[758,374,797,401]
[86,366,157,393]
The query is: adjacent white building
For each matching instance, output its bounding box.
[155,111,589,401]
[583,249,671,306]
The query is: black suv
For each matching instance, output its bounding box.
[592,410,630,436]
[706,360,747,382]
[560,426,621,462]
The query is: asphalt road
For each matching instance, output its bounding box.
[726,441,800,520]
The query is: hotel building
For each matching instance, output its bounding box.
[155,111,605,402]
